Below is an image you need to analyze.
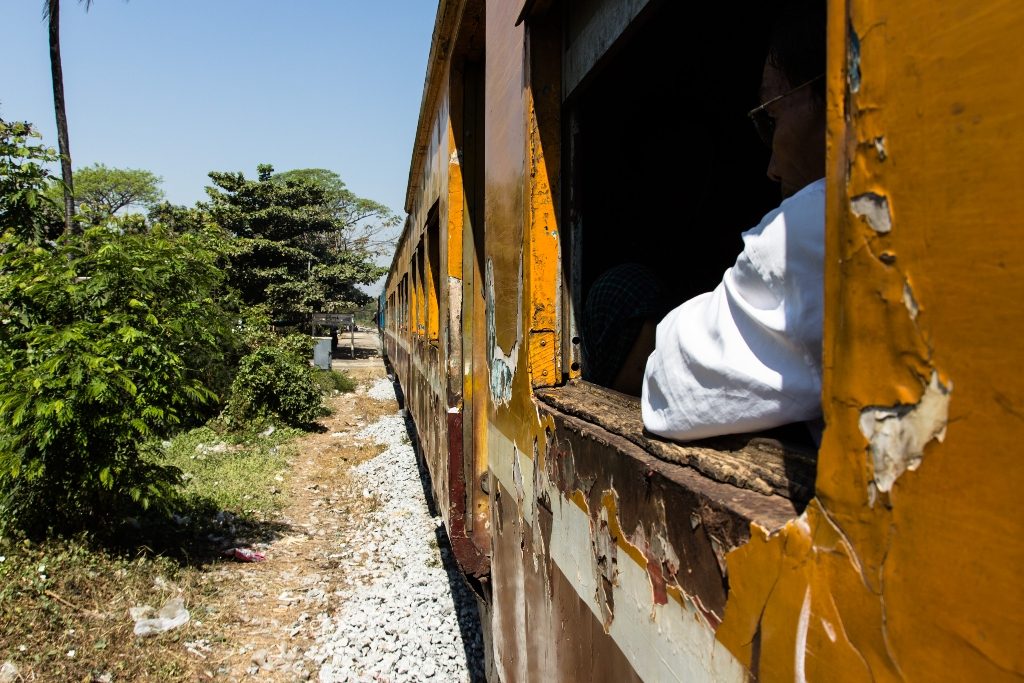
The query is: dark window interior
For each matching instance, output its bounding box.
[565,0,818,448]
[571,0,782,314]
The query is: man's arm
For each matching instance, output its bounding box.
[640,180,825,441]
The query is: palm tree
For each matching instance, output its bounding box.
[44,0,95,235]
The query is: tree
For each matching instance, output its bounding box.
[43,0,127,234]
[44,0,79,234]
[147,201,213,235]
[272,168,401,259]
[57,163,164,222]
[206,164,387,323]
[0,222,233,535]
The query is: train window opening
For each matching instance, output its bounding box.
[398,274,407,331]
[414,247,426,337]
[459,51,488,541]
[403,272,410,332]
[560,0,819,450]
[569,1,779,377]
[426,202,441,344]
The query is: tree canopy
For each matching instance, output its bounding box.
[271,168,400,259]
[0,119,63,242]
[59,163,164,221]
[206,164,388,323]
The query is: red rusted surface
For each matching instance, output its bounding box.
[445,410,490,577]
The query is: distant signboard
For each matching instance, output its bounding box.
[311,313,353,326]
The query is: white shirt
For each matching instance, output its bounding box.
[641,179,825,441]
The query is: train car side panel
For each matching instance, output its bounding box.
[716,1,1024,680]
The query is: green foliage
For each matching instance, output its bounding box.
[314,369,356,394]
[272,168,400,259]
[47,163,164,225]
[147,200,212,235]
[0,119,63,242]
[206,164,388,323]
[224,332,326,427]
[0,224,234,536]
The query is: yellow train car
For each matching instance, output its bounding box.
[383,0,1024,679]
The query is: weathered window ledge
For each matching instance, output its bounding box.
[535,380,817,507]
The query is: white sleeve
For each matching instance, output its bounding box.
[640,180,825,441]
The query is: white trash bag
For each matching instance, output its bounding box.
[130,596,190,636]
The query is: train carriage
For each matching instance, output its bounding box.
[383,0,1024,680]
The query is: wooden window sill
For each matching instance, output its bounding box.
[535,380,817,506]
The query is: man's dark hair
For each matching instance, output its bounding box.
[767,0,827,106]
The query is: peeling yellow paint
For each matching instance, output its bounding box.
[718,1,1024,679]
[570,489,590,515]
[598,490,691,613]
[525,69,561,389]
[446,125,464,281]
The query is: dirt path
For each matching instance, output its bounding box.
[184,334,399,680]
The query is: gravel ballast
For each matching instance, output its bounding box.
[308,387,486,682]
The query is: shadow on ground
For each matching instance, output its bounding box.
[111,499,295,569]
[332,347,380,360]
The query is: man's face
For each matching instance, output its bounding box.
[760,61,825,198]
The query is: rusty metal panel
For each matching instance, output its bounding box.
[716,1,1024,680]
[488,412,750,681]
[490,478,644,682]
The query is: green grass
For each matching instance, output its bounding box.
[156,423,301,517]
[314,369,356,394]
[0,418,310,680]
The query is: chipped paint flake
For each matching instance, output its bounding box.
[902,281,919,320]
[851,192,892,234]
[593,503,619,630]
[873,136,887,161]
[821,617,837,643]
[859,372,952,494]
[485,254,523,406]
[847,23,861,92]
[795,586,811,683]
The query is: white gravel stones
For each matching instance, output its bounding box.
[367,376,400,402]
[308,391,485,682]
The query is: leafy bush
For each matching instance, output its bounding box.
[224,334,326,427]
[0,119,63,242]
[0,224,233,536]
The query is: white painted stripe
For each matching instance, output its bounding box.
[488,428,745,683]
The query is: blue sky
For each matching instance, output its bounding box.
[1,1,438,253]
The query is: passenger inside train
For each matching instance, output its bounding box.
[581,0,826,444]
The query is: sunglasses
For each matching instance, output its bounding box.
[747,74,825,147]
